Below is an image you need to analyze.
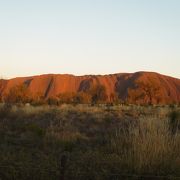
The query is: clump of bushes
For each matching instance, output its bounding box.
[4,84,31,104]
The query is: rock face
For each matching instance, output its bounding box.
[0,72,180,104]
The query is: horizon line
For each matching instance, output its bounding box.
[1,71,180,80]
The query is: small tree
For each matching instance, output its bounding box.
[128,81,160,105]
[75,92,92,104]
[88,84,107,104]
[109,93,122,105]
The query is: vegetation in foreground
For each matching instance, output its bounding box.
[0,104,179,180]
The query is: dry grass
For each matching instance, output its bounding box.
[0,103,179,179]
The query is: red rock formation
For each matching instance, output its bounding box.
[0,72,179,104]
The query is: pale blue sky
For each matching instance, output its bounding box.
[0,0,179,78]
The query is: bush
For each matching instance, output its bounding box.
[4,84,31,104]
[169,110,180,134]
[0,103,12,118]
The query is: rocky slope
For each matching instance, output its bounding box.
[0,72,179,104]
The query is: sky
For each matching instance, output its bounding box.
[0,0,180,79]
